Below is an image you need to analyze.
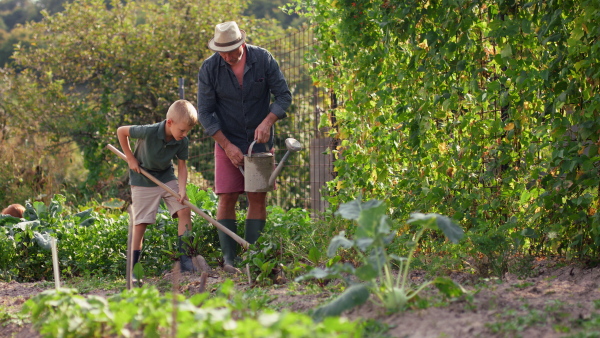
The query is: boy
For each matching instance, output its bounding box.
[117,99,198,276]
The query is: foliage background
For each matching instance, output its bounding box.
[290,0,600,267]
[0,0,293,206]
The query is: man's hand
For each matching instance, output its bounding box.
[254,113,278,144]
[224,143,244,167]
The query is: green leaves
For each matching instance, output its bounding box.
[23,285,364,336]
[300,197,465,313]
[407,213,464,244]
[288,0,600,260]
[312,284,370,322]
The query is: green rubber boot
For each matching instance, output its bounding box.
[245,219,266,245]
[178,235,198,273]
[217,219,240,273]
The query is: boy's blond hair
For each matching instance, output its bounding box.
[167,100,198,126]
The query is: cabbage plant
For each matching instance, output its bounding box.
[298,198,465,319]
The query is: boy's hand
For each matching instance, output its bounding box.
[178,188,188,204]
[127,157,141,173]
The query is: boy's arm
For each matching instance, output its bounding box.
[117,126,141,173]
[177,159,188,203]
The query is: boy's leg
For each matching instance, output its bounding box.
[131,185,163,282]
[131,223,148,282]
[176,207,192,236]
[175,207,197,272]
[163,180,198,273]
[133,224,149,251]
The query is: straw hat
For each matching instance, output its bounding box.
[208,21,246,52]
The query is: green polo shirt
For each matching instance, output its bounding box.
[128,121,189,187]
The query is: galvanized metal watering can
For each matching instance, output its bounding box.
[241,138,302,192]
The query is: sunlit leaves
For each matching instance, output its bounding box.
[291,0,600,258]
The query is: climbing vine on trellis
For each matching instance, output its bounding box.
[289,0,600,260]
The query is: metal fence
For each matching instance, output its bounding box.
[187,28,334,212]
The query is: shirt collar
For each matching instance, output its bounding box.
[158,120,166,141]
[158,120,182,145]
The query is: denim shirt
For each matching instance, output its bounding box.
[197,44,292,153]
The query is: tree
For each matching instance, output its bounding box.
[7,0,284,188]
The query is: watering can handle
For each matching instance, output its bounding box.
[247,140,258,158]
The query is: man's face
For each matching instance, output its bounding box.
[219,45,244,66]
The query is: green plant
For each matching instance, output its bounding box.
[242,206,330,286]
[288,0,600,261]
[297,198,465,319]
[22,283,364,337]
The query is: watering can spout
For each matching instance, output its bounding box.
[268,138,302,187]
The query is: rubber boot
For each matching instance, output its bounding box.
[217,219,241,274]
[132,250,142,283]
[178,235,198,273]
[245,219,266,245]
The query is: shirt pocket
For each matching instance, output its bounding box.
[247,77,267,99]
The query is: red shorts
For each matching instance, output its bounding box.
[214,143,276,194]
[215,143,245,194]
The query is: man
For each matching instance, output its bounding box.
[197,21,292,273]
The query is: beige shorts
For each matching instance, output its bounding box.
[131,180,188,225]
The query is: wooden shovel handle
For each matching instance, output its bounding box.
[106,144,249,249]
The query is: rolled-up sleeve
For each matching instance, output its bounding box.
[266,53,292,119]
[197,61,221,136]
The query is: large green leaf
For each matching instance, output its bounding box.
[433,277,464,298]
[336,199,383,221]
[312,284,370,322]
[435,215,464,244]
[327,232,354,257]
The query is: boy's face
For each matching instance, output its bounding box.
[167,119,193,141]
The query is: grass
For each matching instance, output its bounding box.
[62,274,125,294]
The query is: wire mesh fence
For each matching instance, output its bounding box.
[187,27,334,212]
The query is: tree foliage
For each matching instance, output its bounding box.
[292,0,600,261]
[4,0,284,190]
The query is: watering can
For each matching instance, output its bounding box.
[241,138,302,192]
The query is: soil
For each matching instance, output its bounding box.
[2,258,600,337]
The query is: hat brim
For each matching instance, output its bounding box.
[207,30,246,52]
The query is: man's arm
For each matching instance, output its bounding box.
[254,51,291,144]
[117,126,141,173]
[197,61,222,137]
[265,51,292,120]
[212,130,244,167]
[177,159,188,203]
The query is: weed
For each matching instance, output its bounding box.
[360,319,392,338]
[513,281,535,289]
[508,254,537,278]
[63,273,123,294]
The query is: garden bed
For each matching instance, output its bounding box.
[2,258,600,337]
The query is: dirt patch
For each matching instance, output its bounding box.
[2,259,600,337]
[0,281,44,338]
